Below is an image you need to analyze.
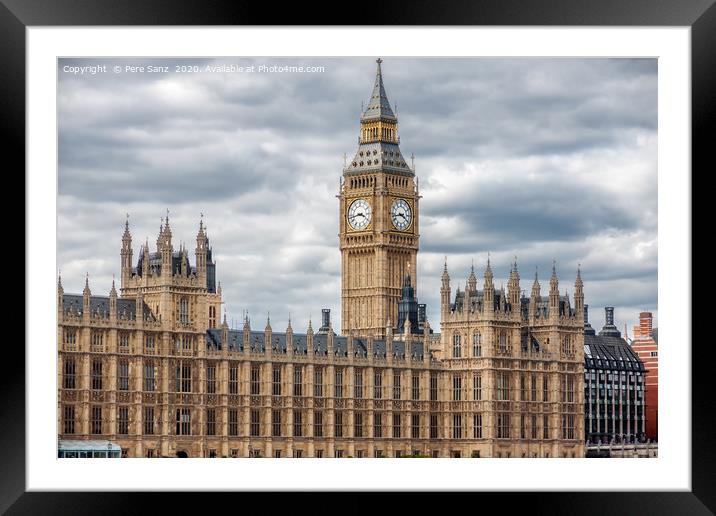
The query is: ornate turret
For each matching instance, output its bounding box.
[157,211,173,276]
[483,255,494,312]
[221,310,229,347]
[195,214,208,283]
[83,273,91,297]
[109,277,117,320]
[121,214,133,289]
[82,273,91,320]
[241,311,250,351]
[265,312,273,357]
[508,257,520,308]
[440,257,451,320]
[529,267,540,321]
[574,264,584,320]
[286,314,294,356]
[57,271,64,318]
[306,316,314,355]
[467,261,477,293]
[549,260,559,314]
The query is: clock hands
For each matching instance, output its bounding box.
[348,199,372,230]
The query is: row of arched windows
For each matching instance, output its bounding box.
[349,176,375,189]
[362,126,395,141]
[387,176,409,188]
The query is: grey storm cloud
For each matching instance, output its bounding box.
[57,56,657,334]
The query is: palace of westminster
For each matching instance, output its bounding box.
[57,60,648,459]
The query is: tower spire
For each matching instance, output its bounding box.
[484,253,494,284]
[83,272,91,296]
[361,58,396,121]
[550,259,559,291]
[574,262,585,317]
[508,256,520,307]
[467,259,477,292]
[440,256,451,320]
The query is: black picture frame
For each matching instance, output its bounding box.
[4,0,709,512]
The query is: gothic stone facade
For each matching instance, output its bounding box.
[57,59,585,458]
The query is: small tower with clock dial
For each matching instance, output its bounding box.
[339,59,420,338]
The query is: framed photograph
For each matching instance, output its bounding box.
[7,0,709,511]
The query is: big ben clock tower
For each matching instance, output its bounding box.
[339,59,419,338]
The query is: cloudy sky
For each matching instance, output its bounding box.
[57,57,657,335]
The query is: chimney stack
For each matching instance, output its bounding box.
[318,308,332,334]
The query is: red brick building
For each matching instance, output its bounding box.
[630,312,658,440]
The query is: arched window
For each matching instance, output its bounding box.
[472,331,482,357]
[453,333,462,358]
[179,297,189,324]
[498,332,507,353]
[208,306,216,328]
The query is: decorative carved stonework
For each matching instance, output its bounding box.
[62,390,78,401]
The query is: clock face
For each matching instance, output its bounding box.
[348,198,372,230]
[390,198,412,231]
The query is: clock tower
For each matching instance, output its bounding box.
[339,59,419,338]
